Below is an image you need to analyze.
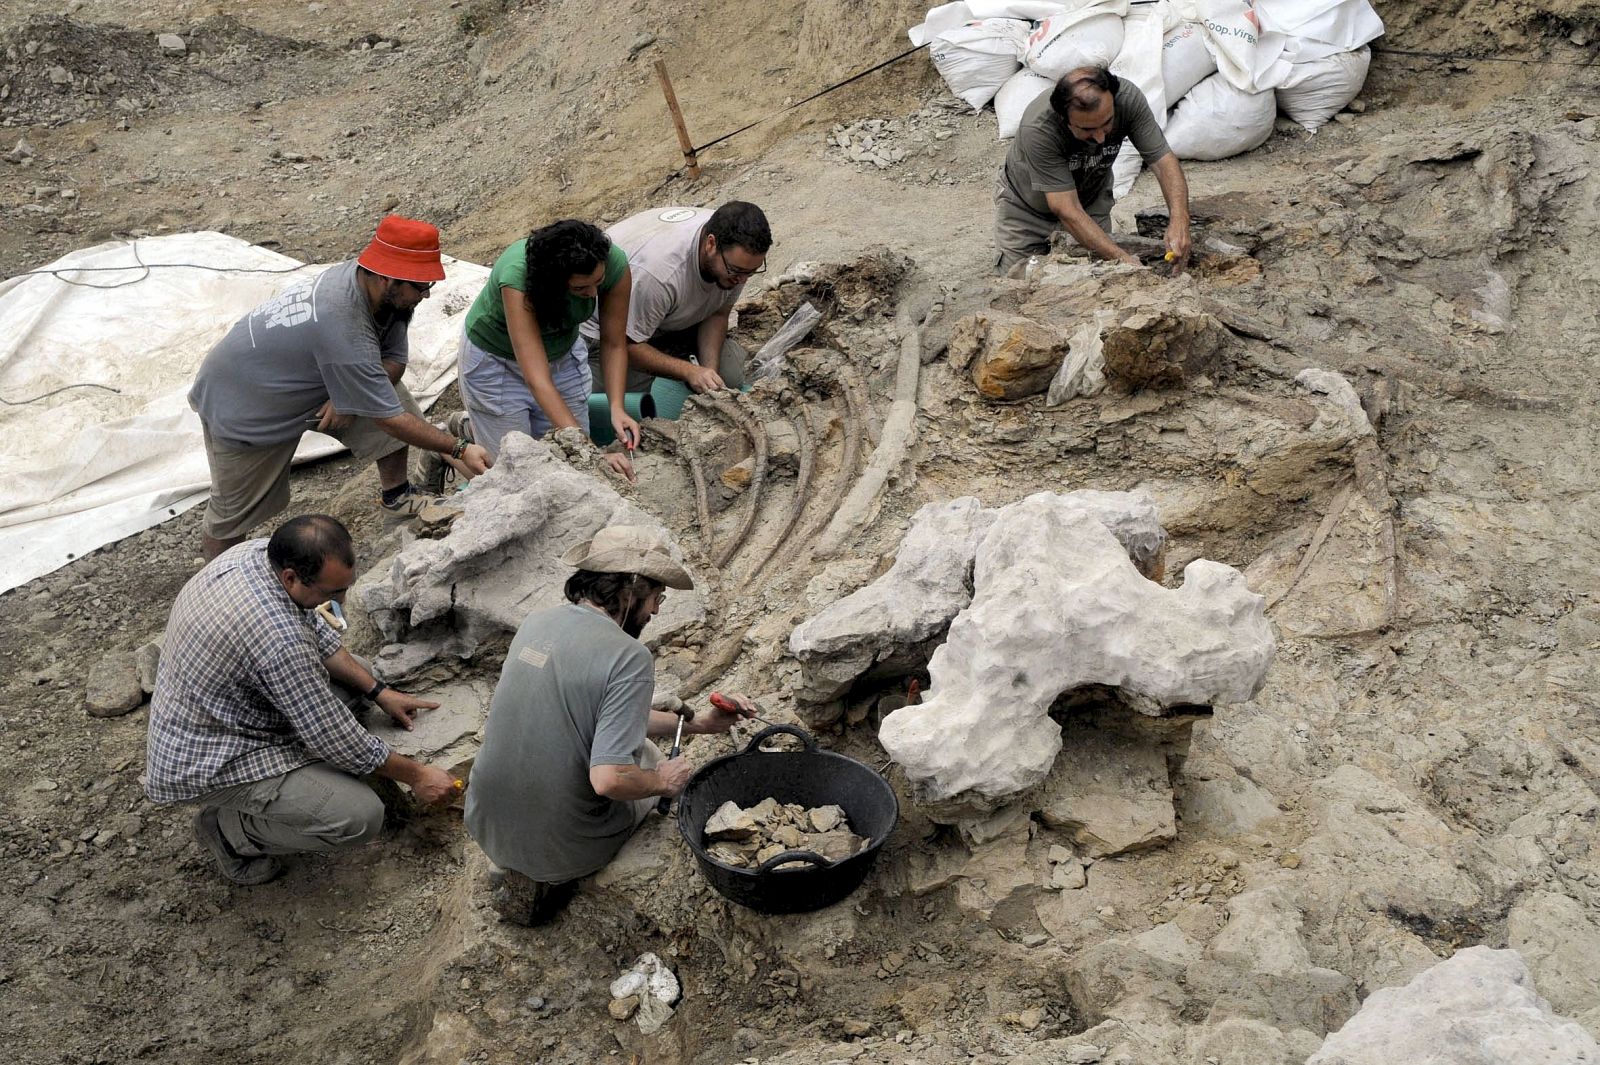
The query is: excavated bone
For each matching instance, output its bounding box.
[789,491,1167,706]
[878,494,1272,818]
[358,433,705,658]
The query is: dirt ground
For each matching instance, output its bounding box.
[6,0,1600,1063]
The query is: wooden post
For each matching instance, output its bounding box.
[654,59,701,178]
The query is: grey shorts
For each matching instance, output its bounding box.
[199,381,424,540]
[993,181,1114,275]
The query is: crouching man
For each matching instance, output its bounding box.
[144,514,457,885]
[465,526,757,925]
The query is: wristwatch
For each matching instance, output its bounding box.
[364,679,388,702]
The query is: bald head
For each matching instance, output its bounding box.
[1050,66,1118,143]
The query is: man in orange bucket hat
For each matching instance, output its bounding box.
[188,215,493,561]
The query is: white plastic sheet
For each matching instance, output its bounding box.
[0,232,489,593]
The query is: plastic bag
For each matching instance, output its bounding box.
[1164,71,1277,160]
[930,18,1030,109]
[1275,45,1369,131]
[749,302,823,380]
[1045,312,1111,405]
[1161,20,1217,100]
[994,68,1056,138]
[1196,0,1293,91]
[1024,12,1126,80]
[1108,3,1168,196]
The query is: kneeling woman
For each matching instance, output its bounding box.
[459,219,638,478]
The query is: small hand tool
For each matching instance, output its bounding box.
[656,708,688,814]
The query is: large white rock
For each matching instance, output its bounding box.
[359,434,705,655]
[1307,946,1600,1065]
[788,490,1166,706]
[879,494,1273,816]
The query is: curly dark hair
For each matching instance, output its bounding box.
[563,569,664,626]
[705,201,772,255]
[523,219,612,329]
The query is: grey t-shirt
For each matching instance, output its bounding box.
[580,206,744,349]
[1001,79,1171,215]
[189,259,407,448]
[464,603,657,883]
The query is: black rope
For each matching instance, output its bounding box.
[690,43,929,156]
[9,238,313,290]
[0,382,123,406]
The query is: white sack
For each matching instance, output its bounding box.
[1024,12,1126,80]
[0,233,487,593]
[1164,71,1277,160]
[1197,0,1293,91]
[1254,0,1383,54]
[929,18,1030,109]
[1109,3,1168,196]
[995,68,1056,138]
[1276,45,1370,131]
[908,2,976,45]
[968,0,1112,18]
[1161,20,1217,100]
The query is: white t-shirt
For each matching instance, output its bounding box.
[580,206,743,345]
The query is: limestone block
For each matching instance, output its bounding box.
[1507,891,1600,1035]
[1034,720,1176,857]
[789,497,996,703]
[86,650,143,717]
[361,677,491,764]
[359,434,705,659]
[1186,1018,1304,1065]
[879,496,1273,817]
[1206,887,1313,976]
[134,637,162,694]
[788,491,1165,707]
[1306,947,1600,1065]
[966,312,1077,400]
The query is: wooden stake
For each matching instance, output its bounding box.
[654,59,701,178]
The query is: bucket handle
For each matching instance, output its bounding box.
[755,849,832,874]
[743,723,818,754]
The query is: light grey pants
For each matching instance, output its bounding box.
[199,761,386,858]
[994,181,1114,274]
[457,330,593,461]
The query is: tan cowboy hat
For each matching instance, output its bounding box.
[560,525,694,590]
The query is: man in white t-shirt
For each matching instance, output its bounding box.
[582,201,771,395]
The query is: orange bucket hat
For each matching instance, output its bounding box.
[357,215,446,283]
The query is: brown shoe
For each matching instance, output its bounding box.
[488,866,573,926]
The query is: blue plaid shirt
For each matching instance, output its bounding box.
[144,540,389,803]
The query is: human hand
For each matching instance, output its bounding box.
[376,688,441,731]
[683,364,727,394]
[457,443,492,476]
[602,451,637,484]
[315,400,353,433]
[612,411,642,454]
[693,691,758,734]
[411,764,459,804]
[1164,220,1192,274]
[657,756,693,798]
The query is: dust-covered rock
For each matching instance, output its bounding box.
[86,650,143,717]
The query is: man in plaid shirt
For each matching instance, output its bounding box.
[146,514,456,885]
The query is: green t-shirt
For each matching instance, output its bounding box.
[464,238,629,361]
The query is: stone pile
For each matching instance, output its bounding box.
[825,100,968,172]
[702,798,869,869]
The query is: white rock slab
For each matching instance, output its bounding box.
[879,494,1273,816]
[1307,946,1600,1065]
[361,677,492,763]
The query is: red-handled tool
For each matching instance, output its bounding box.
[710,691,775,727]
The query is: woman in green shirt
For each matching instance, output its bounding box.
[458,219,638,480]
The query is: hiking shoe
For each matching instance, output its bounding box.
[487,866,574,926]
[380,486,451,521]
[447,410,473,443]
[193,807,284,886]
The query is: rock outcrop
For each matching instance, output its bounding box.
[1307,947,1600,1065]
[878,494,1273,818]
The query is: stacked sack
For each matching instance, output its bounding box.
[908,0,1382,178]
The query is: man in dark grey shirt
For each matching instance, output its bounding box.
[995,66,1192,273]
[189,216,493,560]
[464,525,757,925]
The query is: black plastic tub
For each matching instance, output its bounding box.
[676,724,898,914]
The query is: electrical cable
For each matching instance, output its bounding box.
[8,238,313,290]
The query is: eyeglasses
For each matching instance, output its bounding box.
[717,246,767,280]
[400,279,435,294]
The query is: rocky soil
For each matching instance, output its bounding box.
[5,0,1600,1063]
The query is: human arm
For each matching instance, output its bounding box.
[589,758,692,800]
[381,357,405,384]
[624,338,726,393]
[1149,153,1192,269]
[596,269,638,482]
[370,410,492,476]
[323,647,440,731]
[503,285,582,433]
[1045,190,1139,265]
[692,308,735,390]
[375,751,458,803]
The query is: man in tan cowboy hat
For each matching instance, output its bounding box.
[464,525,758,925]
[188,215,495,561]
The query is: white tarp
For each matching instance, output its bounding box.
[0,232,489,593]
